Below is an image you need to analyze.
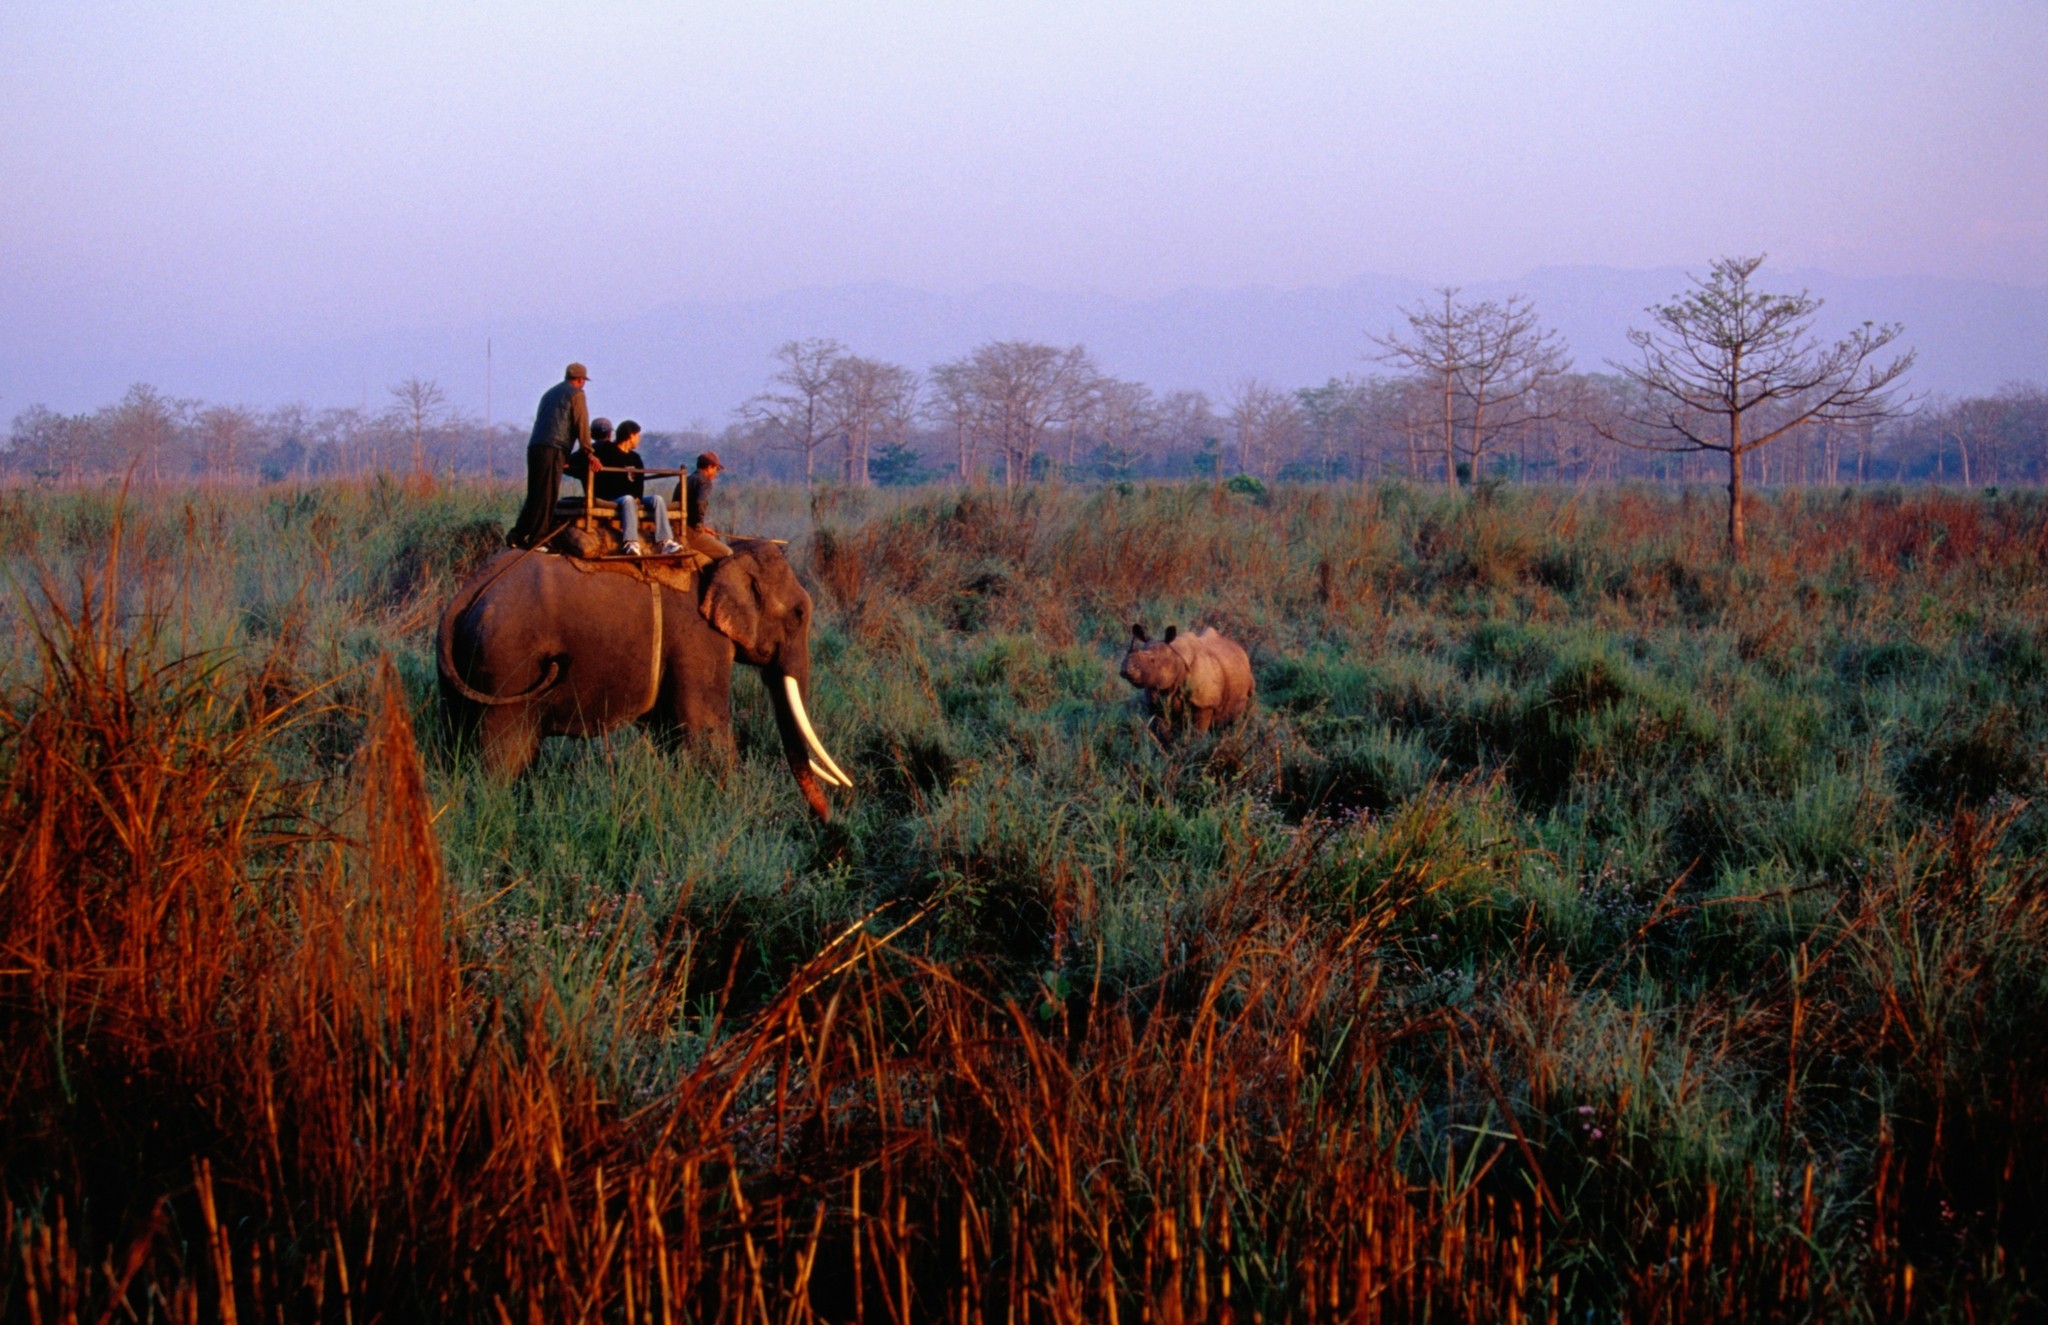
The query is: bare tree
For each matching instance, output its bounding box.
[313,405,372,476]
[1224,376,1303,479]
[103,384,185,485]
[387,377,448,476]
[1608,254,1915,558]
[1370,289,1570,487]
[826,355,917,486]
[1083,377,1157,478]
[6,405,91,483]
[1521,374,1629,486]
[927,360,989,484]
[196,404,259,484]
[932,341,1097,487]
[1944,393,2012,487]
[1055,367,1106,477]
[1346,375,1438,481]
[1295,377,1371,482]
[1154,389,1219,479]
[879,368,924,473]
[1987,381,2048,484]
[742,339,846,483]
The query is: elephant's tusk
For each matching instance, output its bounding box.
[809,757,850,790]
[784,676,854,788]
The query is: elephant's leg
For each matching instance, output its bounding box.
[439,677,481,751]
[667,647,736,760]
[479,705,543,779]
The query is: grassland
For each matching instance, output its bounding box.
[2,476,2045,1321]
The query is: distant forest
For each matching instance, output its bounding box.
[10,309,2047,491]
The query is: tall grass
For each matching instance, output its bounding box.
[2,478,2044,1320]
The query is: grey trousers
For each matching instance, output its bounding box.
[615,494,674,547]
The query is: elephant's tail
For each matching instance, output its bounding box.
[438,560,565,707]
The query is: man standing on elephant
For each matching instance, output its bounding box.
[507,362,597,549]
[679,451,733,560]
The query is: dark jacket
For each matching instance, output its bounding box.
[527,380,591,455]
[683,470,717,530]
[572,440,643,502]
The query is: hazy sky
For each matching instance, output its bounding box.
[6,0,2045,361]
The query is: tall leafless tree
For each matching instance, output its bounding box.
[927,360,987,484]
[104,384,184,485]
[196,404,259,483]
[743,339,846,483]
[826,355,917,486]
[1347,375,1437,481]
[1607,254,1915,559]
[1295,377,1370,482]
[932,341,1097,487]
[1055,371,1106,477]
[1084,377,1158,478]
[880,368,923,470]
[387,377,448,476]
[6,405,91,483]
[313,405,373,476]
[1370,289,1570,487]
[1224,377,1303,479]
[1152,389,1218,479]
[1941,392,2012,487]
[1519,374,1629,487]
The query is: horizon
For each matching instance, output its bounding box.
[5,2,2044,422]
[8,262,2043,429]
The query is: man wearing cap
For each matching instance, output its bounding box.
[507,362,597,549]
[677,451,733,560]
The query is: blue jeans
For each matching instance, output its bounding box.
[615,494,673,547]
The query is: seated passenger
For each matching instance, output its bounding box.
[581,418,682,557]
[675,451,734,560]
[564,414,614,503]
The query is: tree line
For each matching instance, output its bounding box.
[10,256,2046,497]
[2,380,721,490]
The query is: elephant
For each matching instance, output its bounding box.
[436,538,852,819]
[1120,622,1255,736]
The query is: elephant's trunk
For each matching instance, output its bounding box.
[792,761,832,822]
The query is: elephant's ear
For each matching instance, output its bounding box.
[702,555,763,649]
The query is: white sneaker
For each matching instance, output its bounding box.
[654,539,684,556]
[619,541,645,557]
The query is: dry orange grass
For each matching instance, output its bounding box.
[4,485,2046,1321]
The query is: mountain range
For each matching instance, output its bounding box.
[16,267,2045,426]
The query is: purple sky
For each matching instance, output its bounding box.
[5,1,2045,413]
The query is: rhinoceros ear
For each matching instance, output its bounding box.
[1131,622,1149,642]
[1163,625,1178,644]
[702,555,763,650]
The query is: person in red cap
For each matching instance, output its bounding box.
[507,362,597,548]
[678,451,732,559]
